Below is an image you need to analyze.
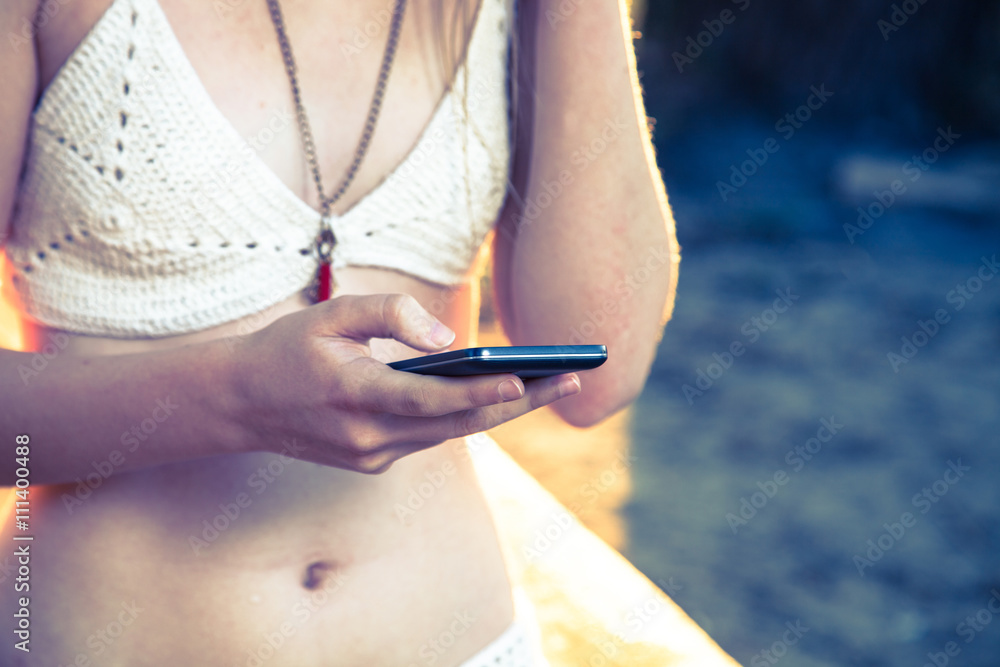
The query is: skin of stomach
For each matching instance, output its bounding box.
[0,269,516,666]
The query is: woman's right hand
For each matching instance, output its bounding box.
[227,293,581,473]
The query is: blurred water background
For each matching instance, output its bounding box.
[621,1,1000,665]
[487,1,998,665]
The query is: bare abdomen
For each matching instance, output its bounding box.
[0,440,514,666]
[0,271,513,666]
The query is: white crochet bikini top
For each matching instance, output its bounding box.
[3,0,512,338]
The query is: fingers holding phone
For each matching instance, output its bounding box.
[228,294,588,473]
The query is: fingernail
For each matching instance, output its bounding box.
[427,322,455,348]
[558,375,581,398]
[498,378,524,402]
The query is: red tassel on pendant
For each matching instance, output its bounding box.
[317,261,333,302]
[313,222,336,303]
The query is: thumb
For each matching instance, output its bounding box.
[317,293,455,351]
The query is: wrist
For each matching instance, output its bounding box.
[196,336,263,456]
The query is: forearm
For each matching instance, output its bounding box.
[0,338,245,485]
[499,0,679,425]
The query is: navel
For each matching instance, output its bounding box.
[302,560,337,591]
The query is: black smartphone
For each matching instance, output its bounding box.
[388,345,608,378]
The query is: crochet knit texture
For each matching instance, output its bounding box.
[3,0,511,338]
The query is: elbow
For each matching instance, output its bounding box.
[550,325,664,428]
[550,364,647,429]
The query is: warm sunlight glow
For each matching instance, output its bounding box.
[0,256,24,352]
[0,255,22,522]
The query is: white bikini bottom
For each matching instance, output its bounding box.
[457,587,549,667]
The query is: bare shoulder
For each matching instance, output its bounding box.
[0,0,41,244]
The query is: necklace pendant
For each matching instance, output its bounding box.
[317,260,333,302]
[309,223,337,303]
[307,260,335,303]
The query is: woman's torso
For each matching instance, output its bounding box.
[1,0,515,664]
